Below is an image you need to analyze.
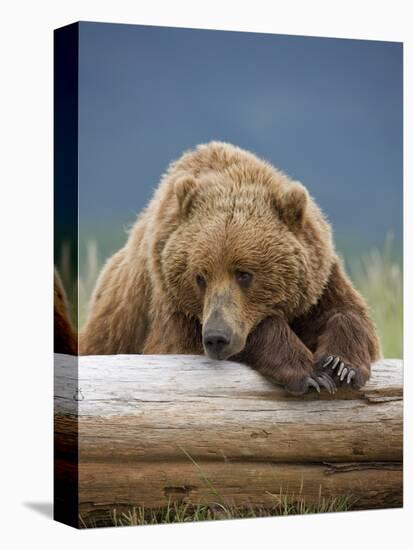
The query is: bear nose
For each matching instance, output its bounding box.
[203,330,231,357]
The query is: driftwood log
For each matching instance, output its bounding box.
[54,354,403,526]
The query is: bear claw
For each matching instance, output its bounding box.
[307,377,321,393]
[319,355,358,386]
[323,355,340,370]
[346,369,356,384]
[312,372,337,394]
[304,372,336,395]
[285,371,336,396]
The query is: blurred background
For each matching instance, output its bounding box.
[57,22,403,356]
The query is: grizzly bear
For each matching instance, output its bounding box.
[80,142,381,395]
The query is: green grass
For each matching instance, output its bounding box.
[79,495,355,528]
[349,234,402,358]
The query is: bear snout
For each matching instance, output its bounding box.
[203,328,232,360]
[202,290,247,360]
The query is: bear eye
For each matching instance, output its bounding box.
[235,270,253,287]
[196,274,206,289]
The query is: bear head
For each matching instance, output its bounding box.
[150,145,334,361]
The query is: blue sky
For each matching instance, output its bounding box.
[78,22,402,257]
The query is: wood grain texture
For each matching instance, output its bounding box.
[54,354,403,519]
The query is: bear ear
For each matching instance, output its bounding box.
[174,175,198,216]
[274,181,308,230]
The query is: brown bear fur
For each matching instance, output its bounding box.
[54,269,78,355]
[80,142,381,394]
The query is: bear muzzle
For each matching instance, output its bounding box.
[202,287,248,360]
[203,327,232,359]
[202,314,245,360]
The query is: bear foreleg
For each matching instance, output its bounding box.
[235,316,336,395]
[305,261,382,389]
[313,311,379,389]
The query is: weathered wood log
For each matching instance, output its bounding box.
[54,354,403,524]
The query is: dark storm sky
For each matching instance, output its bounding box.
[78,22,402,253]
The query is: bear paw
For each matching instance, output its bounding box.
[285,371,336,396]
[317,355,368,389]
